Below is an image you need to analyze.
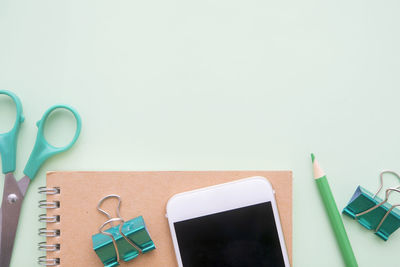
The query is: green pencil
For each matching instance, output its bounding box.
[311,153,358,267]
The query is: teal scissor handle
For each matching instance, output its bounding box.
[23,105,82,179]
[0,90,25,174]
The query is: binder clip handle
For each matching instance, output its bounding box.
[374,188,400,233]
[97,194,122,224]
[98,217,125,263]
[357,188,400,217]
[98,216,143,263]
[373,170,400,198]
[92,194,156,266]
[97,195,143,255]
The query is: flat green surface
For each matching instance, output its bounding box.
[1,1,400,266]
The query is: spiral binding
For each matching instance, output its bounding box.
[38,186,61,266]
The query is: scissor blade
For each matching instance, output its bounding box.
[0,173,24,267]
[17,176,30,197]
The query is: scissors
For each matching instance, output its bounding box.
[0,90,82,267]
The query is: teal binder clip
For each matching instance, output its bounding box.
[343,170,400,241]
[92,195,156,267]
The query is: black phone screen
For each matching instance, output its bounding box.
[173,201,286,267]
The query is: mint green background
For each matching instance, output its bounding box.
[1,1,400,266]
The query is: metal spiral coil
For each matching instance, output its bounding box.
[38,186,60,195]
[38,187,60,266]
[38,214,60,223]
[38,242,60,252]
[38,256,60,266]
[39,200,60,209]
[39,228,60,237]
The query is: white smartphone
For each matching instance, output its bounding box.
[166,176,290,267]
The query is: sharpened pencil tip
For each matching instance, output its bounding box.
[311,154,326,179]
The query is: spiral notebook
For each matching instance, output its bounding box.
[39,171,292,266]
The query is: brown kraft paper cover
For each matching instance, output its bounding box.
[45,171,292,266]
